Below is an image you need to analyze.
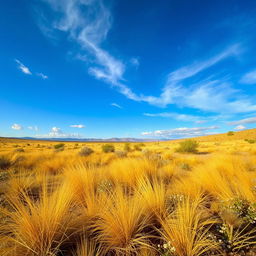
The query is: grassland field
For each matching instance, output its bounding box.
[1,129,256,256]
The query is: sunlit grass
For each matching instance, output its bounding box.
[1,131,256,255]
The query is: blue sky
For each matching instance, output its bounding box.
[1,0,256,139]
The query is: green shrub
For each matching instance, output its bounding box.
[54,143,65,150]
[0,156,11,170]
[134,144,142,151]
[102,144,115,153]
[14,148,25,153]
[175,140,199,153]
[115,150,127,158]
[227,131,234,136]
[179,162,191,171]
[245,139,255,144]
[123,143,131,152]
[54,147,64,152]
[78,147,94,156]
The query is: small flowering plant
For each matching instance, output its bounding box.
[167,194,185,212]
[216,222,256,253]
[221,198,256,225]
[157,241,176,256]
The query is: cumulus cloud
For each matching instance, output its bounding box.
[141,126,219,138]
[228,117,256,125]
[15,59,32,75]
[234,125,246,130]
[111,103,122,109]
[11,124,23,130]
[70,124,85,128]
[240,69,256,84]
[36,126,82,138]
[28,126,39,131]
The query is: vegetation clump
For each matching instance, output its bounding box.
[175,140,199,153]
[115,150,127,158]
[0,155,11,170]
[14,148,25,153]
[134,144,142,151]
[245,139,255,144]
[78,146,94,156]
[123,143,131,152]
[1,134,256,255]
[227,131,234,136]
[54,143,65,149]
[102,144,115,153]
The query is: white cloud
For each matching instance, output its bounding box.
[70,124,85,128]
[228,117,256,125]
[38,2,256,115]
[15,59,48,79]
[143,112,205,123]
[42,0,125,85]
[130,57,139,67]
[11,124,23,130]
[234,125,246,130]
[144,112,232,124]
[28,126,39,131]
[141,126,219,138]
[37,73,48,79]
[51,126,62,134]
[15,59,32,75]
[111,103,122,109]
[195,120,207,124]
[36,126,82,138]
[240,69,256,84]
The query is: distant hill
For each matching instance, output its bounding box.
[188,128,256,142]
[0,136,161,143]
[0,128,255,143]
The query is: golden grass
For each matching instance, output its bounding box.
[0,130,256,255]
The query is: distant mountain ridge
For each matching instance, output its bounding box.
[2,137,166,142]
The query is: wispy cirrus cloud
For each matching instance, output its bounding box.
[130,57,140,68]
[11,124,23,130]
[111,103,122,109]
[144,112,232,124]
[228,116,256,125]
[141,126,219,138]
[15,59,48,79]
[15,59,32,75]
[36,73,48,79]
[136,44,256,113]
[240,69,256,84]
[28,126,39,131]
[38,1,256,114]
[144,112,204,123]
[70,124,85,128]
[41,0,125,85]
